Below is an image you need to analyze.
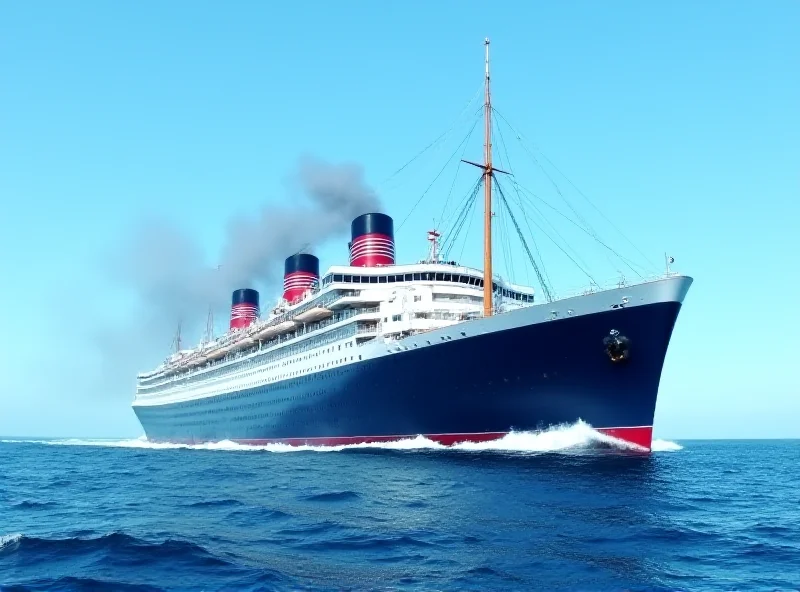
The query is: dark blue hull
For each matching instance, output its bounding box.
[133,300,683,448]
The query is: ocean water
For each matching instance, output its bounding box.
[1,424,798,592]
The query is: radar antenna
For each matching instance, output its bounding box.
[427,229,441,263]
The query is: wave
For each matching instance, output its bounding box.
[295,533,435,552]
[9,501,58,510]
[0,533,297,591]
[0,532,231,567]
[187,499,243,508]
[1,575,164,592]
[3,422,683,454]
[301,491,361,502]
[0,533,23,549]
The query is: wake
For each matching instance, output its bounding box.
[2,421,682,454]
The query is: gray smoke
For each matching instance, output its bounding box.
[97,155,381,384]
[219,155,381,289]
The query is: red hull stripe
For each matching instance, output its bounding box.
[595,426,653,450]
[236,432,507,447]
[164,426,654,451]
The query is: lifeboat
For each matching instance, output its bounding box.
[205,349,222,360]
[273,320,298,335]
[229,337,255,353]
[255,325,280,340]
[294,306,333,324]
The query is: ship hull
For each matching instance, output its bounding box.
[133,278,689,451]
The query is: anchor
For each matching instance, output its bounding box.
[603,329,631,363]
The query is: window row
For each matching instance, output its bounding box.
[321,272,534,302]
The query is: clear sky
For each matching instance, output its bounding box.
[1,0,797,439]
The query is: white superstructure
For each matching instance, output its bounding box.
[133,261,534,406]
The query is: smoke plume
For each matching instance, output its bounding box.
[98,155,381,381]
[220,155,381,289]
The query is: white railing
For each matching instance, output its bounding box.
[134,317,381,402]
[546,272,676,303]
[137,307,381,391]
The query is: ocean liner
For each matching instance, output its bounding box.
[132,40,692,451]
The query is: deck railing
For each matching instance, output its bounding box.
[136,307,381,393]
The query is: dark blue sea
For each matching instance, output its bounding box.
[1,427,798,592]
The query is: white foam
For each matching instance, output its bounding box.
[650,439,683,452]
[0,533,23,549]
[452,420,643,452]
[4,421,669,454]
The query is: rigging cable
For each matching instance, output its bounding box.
[493,108,597,239]
[458,190,479,264]
[504,201,516,283]
[442,176,481,247]
[514,187,594,276]
[492,108,658,272]
[436,108,482,231]
[493,117,553,289]
[493,115,594,281]
[495,177,598,293]
[512,183,647,278]
[493,178,555,302]
[397,110,482,232]
[534,143,658,271]
[377,84,483,190]
[452,187,481,264]
[494,109,627,279]
[441,176,483,261]
[491,120,516,282]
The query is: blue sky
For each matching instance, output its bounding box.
[1,0,797,439]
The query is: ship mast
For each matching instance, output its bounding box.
[482,38,493,317]
[173,320,182,353]
[205,306,214,343]
[461,39,497,315]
